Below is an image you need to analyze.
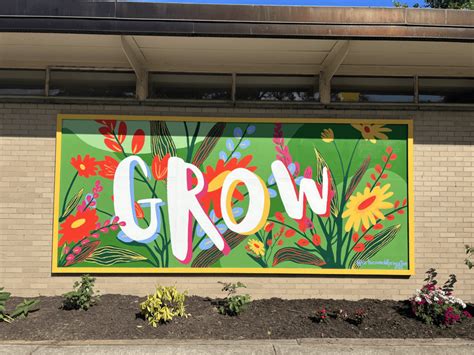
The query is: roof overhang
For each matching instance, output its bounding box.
[0,1,473,42]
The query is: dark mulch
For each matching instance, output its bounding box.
[0,295,472,340]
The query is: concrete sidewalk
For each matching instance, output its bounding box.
[0,338,473,355]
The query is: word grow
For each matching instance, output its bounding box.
[113,156,331,264]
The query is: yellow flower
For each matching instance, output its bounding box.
[321,128,334,143]
[351,124,392,144]
[342,185,394,232]
[246,239,265,257]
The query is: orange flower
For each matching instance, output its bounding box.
[58,209,99,247]
[132,129,145,154]
[201,156,256,218]
[152,153,171,181]
[70,154,98,178]
[135,201,145,219]
[97,156,119,180]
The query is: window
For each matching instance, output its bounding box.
[331,76,414,103]
[419,78,474,104]
[49,70,136,98]
[0,69,45,96]
[149,73,232,100]
[236,75,317,102]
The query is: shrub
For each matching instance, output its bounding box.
[140,285,188,327]
[0,287,40,323]
[217,281,251,316]
[62,274,100,311]
[409,268,471,327]
[351,308,367,326]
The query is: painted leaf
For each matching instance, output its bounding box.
[349,224,401,269]
[345,155,371,201]
[226,138,235,151]
[246,125,256,134]
[192,122,226,167]
[150,121,176,158]
[219,151,228,161]
[61,188,84,221]
[240,139,251,149]
[70,240,101,265]
[192,230,246,268]
[117,121,127,144]
[233,127,243,139]
[314,148,339,216]
[88,246,148,266]
[199,238,214,251]
[272,247,326,267]
[104,139,122,152]
[231,152,241,159]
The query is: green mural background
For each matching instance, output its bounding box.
[53,116,413,274]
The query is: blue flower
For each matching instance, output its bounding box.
[233,127,243,139]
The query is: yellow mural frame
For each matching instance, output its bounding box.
[53,114,415,276]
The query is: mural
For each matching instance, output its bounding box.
[53,115,414,275]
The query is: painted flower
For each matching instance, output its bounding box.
[351,124,392,144]
[70,154,98,177]
[58,209,99,246]
[342,185,394,232]
[97,156,119,179]
[246,239,265,257]
[321,128,334,143]
[201,155,256,218]
[131,129,145,154]
[152,153,170,181]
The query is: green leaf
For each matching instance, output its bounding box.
[61,188,84,220]
[192,122,226,167]
[349,224,401,269]
[10,299,40,319]
[272,247,326,267]
[345,155,370,201]
[247,253,267,268]
[150,121,176,158]
[314,148,339,216]
[88,246,148,265]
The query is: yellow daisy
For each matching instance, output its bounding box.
[246,239,265,257]
[342,185,394,232]
[351,124,392,144]
[321,128,334,143]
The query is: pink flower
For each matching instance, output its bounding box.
[73,246,82,255]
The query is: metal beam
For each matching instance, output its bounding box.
[121,35,148,101]
[319,40,351,104]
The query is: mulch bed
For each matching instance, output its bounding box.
[0,295,472,340]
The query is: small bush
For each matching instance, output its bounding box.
[0,287,39,323]
[409,268,471,327]
[62,274,100,311]
[314,308,329,323]
[217,282,251,316]
[351,308,367,326]
[140,285,188,327]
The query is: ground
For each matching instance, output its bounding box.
[0,295,472,340]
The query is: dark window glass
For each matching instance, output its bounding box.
[49,70,136,98]
[0,69,45,96]
[236,75,317,102]
[149,73,232,100]
[331,76,414,103]
[419,78,474,104]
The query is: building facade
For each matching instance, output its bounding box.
[0,2,473,300]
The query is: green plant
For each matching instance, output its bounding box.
[0,287,40,323]
[409,268,471,327]
[140,285,188,327]
[351,308,368,326]
[62,274,100,310]
[465,245,473,269]
[217,282,251,316]
[314,307,329,323]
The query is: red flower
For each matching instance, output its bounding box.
[58,209,99,247]
[97,156,119,180]
[364,234,374,241]
[297,238,309,247]
[285,229,296,238]
[312,234,321,246]
[132,129,145,154]
[353,243,365,252]
[71,154,98,178]
[152,153,170,181]
[200,156,256,218]
[117,121,127,144]
[104,139,122,152]
[275,212,285,223]
[264,222,275,233]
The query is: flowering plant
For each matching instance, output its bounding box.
[409,268,471,327]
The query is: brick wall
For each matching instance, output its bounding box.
[0,102,473,301]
